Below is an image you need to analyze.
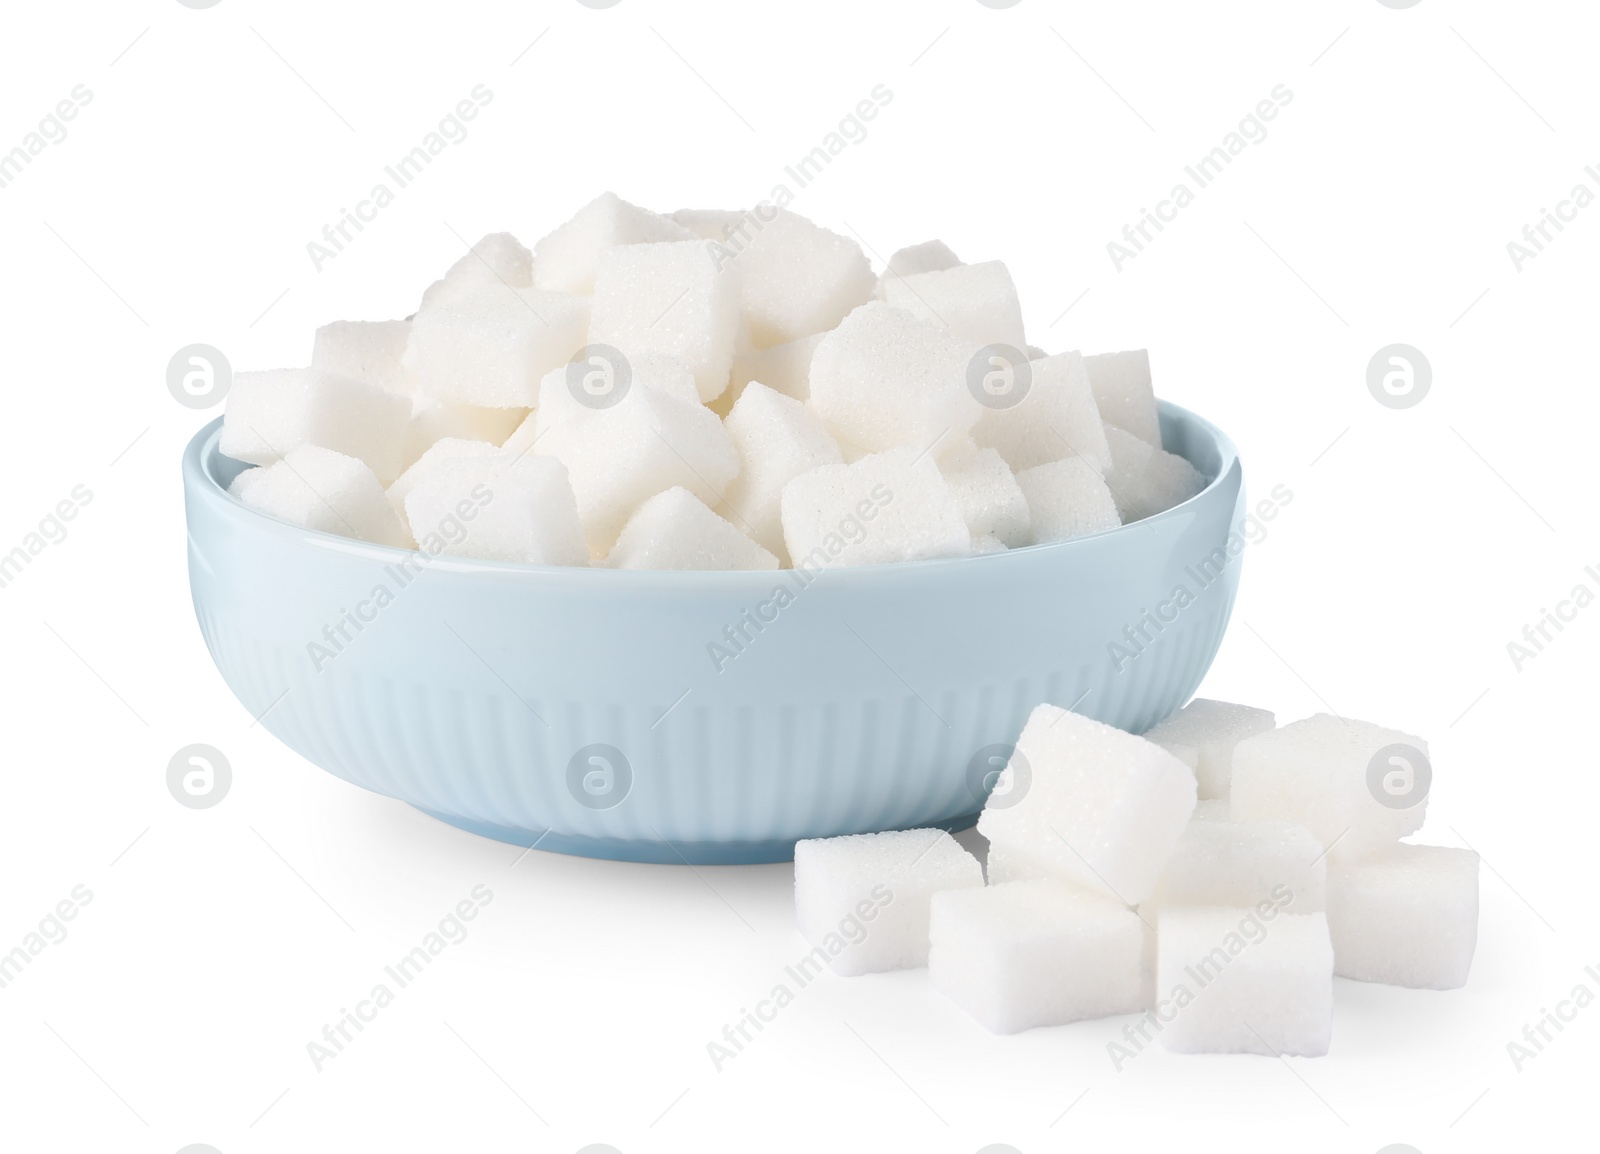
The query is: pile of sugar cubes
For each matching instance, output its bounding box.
[219,193,1206,568]
[794,699,1478,1056]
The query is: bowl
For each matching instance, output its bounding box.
[182,403,1245,863]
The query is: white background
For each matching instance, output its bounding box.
[0,1,1595,1151]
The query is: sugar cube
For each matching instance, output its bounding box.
[1143,699,1277,801]
[403,454,587,566]
[876,239,962,298]
[929,879,1145,1033]
[220,368,412,484]
[1103,424,1206,522]
[970,534,1008,556]
[1231,715,1431,864]
[722,208,875,348]
[1326,845,1478,989]
[1141,817,1326,917]
[231,445,410,548]
[972,351,1113,474]
[724,331,825,412]
[977,704,1196,905]
[780,447,970,570]
[721,383,842,562]
[669,207,744,241]
[1015,458,1121,544]
[312,319,415,396]
[1084,349,1160,446]
[608,487,777,571]
[400,399,524,472]
[531,192,690,295]
[793,828,983,976]
[881,260,1026,350]
[386,437,503,532]
[1155,907,1334,1056]
[939,447,1031,548]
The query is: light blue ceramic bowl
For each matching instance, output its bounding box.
[183,403,1244,863]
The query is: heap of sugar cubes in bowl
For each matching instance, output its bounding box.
[793,700,1478,1058]
[218,192,1207,567]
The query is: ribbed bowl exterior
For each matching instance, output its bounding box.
[183,405,1245,863]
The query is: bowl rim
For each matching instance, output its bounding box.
[183,400,1241,583]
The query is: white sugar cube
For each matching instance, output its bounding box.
[725,331,825,413]
[780,447,970,570]
[531,191,690,295]
[929,879,1145,1033]
[404,281,590,408]
[588,240,741,402]
[808,302,981,454]
[534,368,740,556]
[881,260,1026,350]
[794,828,983,976]
[1142,817,1326,916]
[1015,458,1121,544]
[972,351,1113,474]
[939,448,1031,548]
[669,207,744,241]
[446,231,533,286]
[400,399,524,471]
[876,239,962,298]
[722,383,842,562]
[608,487,777,571]
[312,319,415,396]
[1085,349,1160,446]
[1326,845,1478,989]
[722,208,875,348]
[232,445,409,548]
[970,534,1008,556]
[1155,907,1334,1056]
[1231,715,1430,864]
[1143,699,1277,801]
[1103,425,1206,522]
[386,437,503,532]
[978,704,1196,905]
[221,368,412,484]
[403,454,587,566]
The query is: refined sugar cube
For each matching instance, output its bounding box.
[231,445,409,548]
[403,454,587,566]
[608,487,777,571]
[1142,817,1326,917]
[1231,715,1430,864]
[445,231,533,287]
[532,191,690,295]
[978,704,1196,905]
[400,400,524,471]
[984,841,1048,886]
[972,351,1113,474]
[312,319,414,396]
[404,281,590,408]
[220,368,412,484]
[1085,349,1160,447]
[1143,699,1277,801]
[1015,458,1121,544]
[386,437,503,532]
[780,447,970,570]
[876,239,962,298]
[669,207,744,241]
[808,302,982,454]
[724,330,825,412]
[939,447,1031,547]
[534,368,740,556]
[1103,424,1206,522]
[1155,907,1334,1056]
[722,383,842,562]
[723,208,875,348]
[969,533,1008,556]
[881,260,1026,350]
[794,828,983,976]
[929,879,1145,1033]
[589,240,741,402]
[1326,845,1478,989]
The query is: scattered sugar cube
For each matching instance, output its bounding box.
[1143,699,1277,801]
[1103,424,1206,522]
[876,239,962,298]
[722,208,875,348]
[386,437,503,532]
[808,302,982,454]
[881,260,1026,350]
[939,447,1031,547]
[722,383,842,562]
[404,281,590,408]
[724,331,825,413]
[1231,715,1431,864]
[1015,458,1121,544]
[1085,349,1160,446]
[1142,817,1326,917]
[1326,845,1478,989]
[589,240,741,402]
[1155,907,1334,1056]
[608,487,777,571]
[221,368,412,483]
[972,351,1112,474]
[534,368,740,556]
[531,191,690,295]
[929,879,1145,1033]
[780,447,970,570]
[403,454,587,566]
[312,320,415,396]
[232,445,410,547]
[978,704,1196,905]
[794,828,983,976]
